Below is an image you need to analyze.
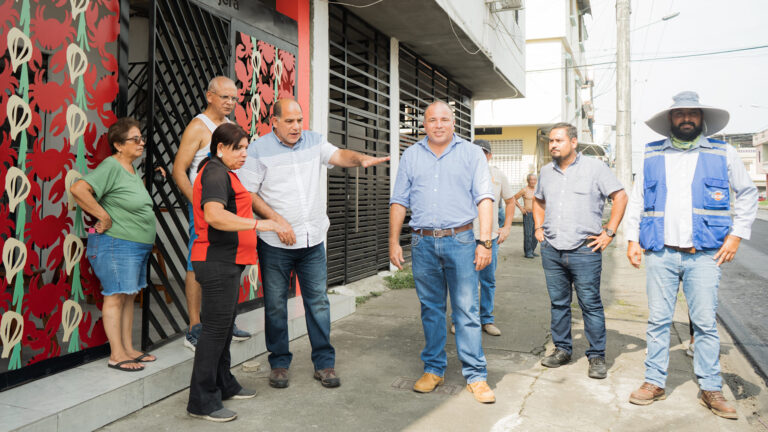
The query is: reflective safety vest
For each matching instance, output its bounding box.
[639,138,732,251]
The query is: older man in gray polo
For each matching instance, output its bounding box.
[533,122,628,379]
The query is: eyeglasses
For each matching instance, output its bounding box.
[211,92,238,103]
[123,135,146,144]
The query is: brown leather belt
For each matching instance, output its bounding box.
[414,223,473,238]
[665,245,697,254]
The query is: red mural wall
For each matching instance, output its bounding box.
[233,32,296,137]
[1,0,118,372]
[233,31,296,303]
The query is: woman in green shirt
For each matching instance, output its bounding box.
[71,117,157,372]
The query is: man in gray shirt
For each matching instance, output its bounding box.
[533,122,628,379]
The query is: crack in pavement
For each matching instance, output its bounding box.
[518,367,544,417]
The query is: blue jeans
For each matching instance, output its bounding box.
[478,238,498,324]
[411,229,487,383]
[522,212,538,257]
[186,202,197,272]
[644,247,722,391]
[257,239,334,370]
[540,240,605,358]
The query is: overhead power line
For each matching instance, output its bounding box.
[528,44,768,73]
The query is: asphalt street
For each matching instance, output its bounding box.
[719,215,768,386]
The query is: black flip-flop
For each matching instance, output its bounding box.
[134,353,156,362]
[108,360,145,372]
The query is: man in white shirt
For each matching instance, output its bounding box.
[239,99,388,389]
[624,91,757,419]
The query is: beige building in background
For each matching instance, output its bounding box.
[475,0,596,197]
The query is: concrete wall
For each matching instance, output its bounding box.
[526,0,567,41]
[476,125,541,176]
[436,0,526,96]
[474,41,562,126]
[474,0,589,141]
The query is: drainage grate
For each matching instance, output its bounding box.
[391,377,464,396]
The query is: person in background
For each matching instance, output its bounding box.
[186,123,279,422]
[450,139,515,337]
[172,76,251,351]
[71,117,158,372]
[514,174,539,258]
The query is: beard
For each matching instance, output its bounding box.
[670,121,702,141]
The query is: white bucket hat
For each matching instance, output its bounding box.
[645,91,729,137]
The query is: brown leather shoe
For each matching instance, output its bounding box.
[483,323,501,336]
[629,382,666,405]
[313,367,340,388]
[269,368,289,388]
[466,381,496,403]
[413,372,444,393]
[700,390,738,419]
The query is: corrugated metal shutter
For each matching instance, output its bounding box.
[327,6,391,285]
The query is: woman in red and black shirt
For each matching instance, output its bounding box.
[186,123,277,422]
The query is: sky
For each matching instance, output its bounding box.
[584,0,768,172]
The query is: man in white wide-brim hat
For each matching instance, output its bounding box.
[623,91,757,419]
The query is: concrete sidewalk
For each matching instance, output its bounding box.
[99,226,768,431]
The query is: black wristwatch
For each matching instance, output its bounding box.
[604,229,616,238]
[477,239,493,249]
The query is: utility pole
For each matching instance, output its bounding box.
[615,0,632,241]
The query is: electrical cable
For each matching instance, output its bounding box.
[329,0,385,7]
[528,44,768,72]
[448,16,482,55]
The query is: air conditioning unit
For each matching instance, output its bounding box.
[487,0,524,12]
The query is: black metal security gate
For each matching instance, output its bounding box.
[327,6,391,285]
[129,0,232,349]
[128,0,299,350]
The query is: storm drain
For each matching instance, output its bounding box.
[391,377,464,395]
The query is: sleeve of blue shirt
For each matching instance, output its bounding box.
[534,168,545,201]
[595,160,624,198]
[238,145,267,193]
[389,149,411,208]
[470,146,494,205]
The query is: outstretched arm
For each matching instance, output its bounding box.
[329,149,390,168]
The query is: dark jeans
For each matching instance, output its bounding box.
[540,240,605,359]
[257,239,334,370]
[187,261,244,415]
[522,212,538,257]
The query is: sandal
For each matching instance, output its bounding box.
[108,360,145,372]
[134,353,156,362]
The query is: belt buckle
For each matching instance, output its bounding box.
[433,229,445,238]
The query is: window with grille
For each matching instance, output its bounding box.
[490,139,525,192]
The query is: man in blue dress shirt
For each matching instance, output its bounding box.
[533,122,627,380]
[389,101,496,404]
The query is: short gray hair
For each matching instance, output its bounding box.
[550,122,577,140]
